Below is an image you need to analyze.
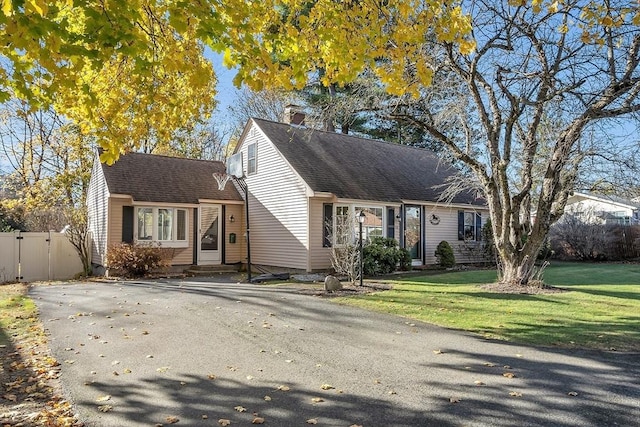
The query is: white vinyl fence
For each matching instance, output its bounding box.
[0,231,86,283]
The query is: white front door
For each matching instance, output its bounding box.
[198,204,221,264]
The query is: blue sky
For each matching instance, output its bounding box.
[207,50,242,125]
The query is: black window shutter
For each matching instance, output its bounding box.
[458,210,464,240]
[386,207,395,239]
[475,213,482,241]
[122,206,134,243]
[323,204,333,247]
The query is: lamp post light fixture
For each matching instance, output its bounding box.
[358,210,366,287]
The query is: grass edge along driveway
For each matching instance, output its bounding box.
[335,262,640,352]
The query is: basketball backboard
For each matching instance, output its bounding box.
[227,152,244,178]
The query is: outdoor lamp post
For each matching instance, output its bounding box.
[358,210,366,287]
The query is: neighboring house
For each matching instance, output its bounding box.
[87,152,245,274]
[233,117,489,272]
[564,192,640,225]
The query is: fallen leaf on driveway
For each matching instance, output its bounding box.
[235,406,247,412]
[433,349,443,354]
[509,391,523,397]
[503,372,516,378]
[264,395,272,401]
[166,415,179,423]
[474,380,485,386]
[208,374,217,380]
[320,384,334,390]
[157,366,170,373]
[98,405,113,412]
[311,397,324,403]
[252,417,265,424]
[218,419,231,426]
[96,395,111,402]
[307,418,318,424]
[449,397,460,403]
[568,391,578,396]
[277,385,290,391]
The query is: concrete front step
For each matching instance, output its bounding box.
[184,264,241,276]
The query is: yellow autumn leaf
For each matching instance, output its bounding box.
[1,0,13,16]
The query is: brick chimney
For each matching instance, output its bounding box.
[283,104,306,126]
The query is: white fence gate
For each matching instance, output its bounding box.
[0,231,86,283]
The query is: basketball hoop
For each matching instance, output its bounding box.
[213,172,230,191]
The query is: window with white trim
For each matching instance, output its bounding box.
[332,204,386,246]
[135,207,188,247]
[247,143,257,175]
[458,210,481,241]
[355,206,383,240]
[335,205,351,246]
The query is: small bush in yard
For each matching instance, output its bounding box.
[106,243,171,277]
[363,237,411,275]
[435,240,456,268]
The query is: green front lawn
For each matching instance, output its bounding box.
[336,263,640,351]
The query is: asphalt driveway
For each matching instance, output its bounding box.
[31,278,639,426]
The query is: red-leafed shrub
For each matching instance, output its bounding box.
[106,243,172,277]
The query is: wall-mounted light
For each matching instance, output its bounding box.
[229,214,235,223]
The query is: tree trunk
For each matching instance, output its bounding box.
[494,221,549,286]
[498,254,539,286]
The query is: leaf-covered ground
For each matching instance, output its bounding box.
[0,283,80,426]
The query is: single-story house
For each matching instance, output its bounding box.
[231,115,489,272]
[86,152,245,274]
[564,192,640,225]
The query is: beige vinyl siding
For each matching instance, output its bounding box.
[108,199,194,266]
[424,206,487,264]
[242,123,310,270]
[107,197,131,251]
[169,208,193,265]
[86,160,110,266]
[309,198,333,270]
[224,204,245,264]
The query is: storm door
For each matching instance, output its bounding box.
[198,204,221,264]
[404,205,422,263]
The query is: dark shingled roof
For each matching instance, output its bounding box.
[253,118,483,205]
[101,152,243,204]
